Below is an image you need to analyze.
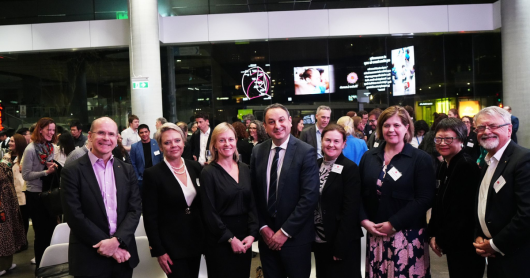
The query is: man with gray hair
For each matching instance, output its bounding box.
[153,117,167,139]
[243,114,255,128]
[299,105,331,159]
[472,106,530,277]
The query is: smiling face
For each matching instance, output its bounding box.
[249,123,258,138]
[160,129,184,161]
[40,123,56,142]
[8,136,15,151]
[322,130,346,161]
[89,118,117,161]
[435,129,462,162]
[368,114,378,130]
[297,120,304,132]
[476,113,512,154]
[316,109,331,130]
[264,108,292,146]
[382,114,408,146]
[139,128,151,143]
[215,130,237,160]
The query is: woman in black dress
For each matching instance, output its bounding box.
[200,122,258,278]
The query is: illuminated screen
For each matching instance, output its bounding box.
[294,65,335,95]
[391,46,416,96]
[237,109,253,120]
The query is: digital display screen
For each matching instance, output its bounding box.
[294,65,335,95]
[391,46,416,96]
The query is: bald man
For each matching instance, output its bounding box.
[61,117,142,278]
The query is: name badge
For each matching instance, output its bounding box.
[494,175,506,193]
[388,167,402,181]
[331,164,343,174]
[373,142,380,148]
[467,142,474,148]
[196,178,201,187]
[154,150,160,156]
[369,130,373,135]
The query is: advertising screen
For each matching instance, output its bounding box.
[391,46,416,96]
[294,65,335,95]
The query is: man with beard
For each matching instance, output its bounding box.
[130,124,162,191]
[366,108,384,149]
[473,106,530,277]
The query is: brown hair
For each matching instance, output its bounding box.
[209,123,239,163]
[352,116,363,133]
[376,106,414,144]
[232,122,248,140]
[31,117,57,143]
[322,124,347,142]
[291,117,303,138]
[128,114,139,124]
[11,134,28,162]
[368,108,382,119]
[176,121,188,134]
[448,108,460,119]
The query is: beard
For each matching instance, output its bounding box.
[479,135,499,150]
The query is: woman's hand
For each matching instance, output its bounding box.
[45,162,57,174]
[376,221,396,236]
[361,219,387,237]
[157,253,173,274]
[241,236,255,252]
[230,237,247,254]
[333,256,342,261]
[429,237,443,257]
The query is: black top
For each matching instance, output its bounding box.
[462,132,481,162]
[200,161,258,244]
[236,138,253,165]
[428,151,480,253]
[182,140,193,161]
[359,142,436,231]
[142,142,153,168]
[112,147,131,164]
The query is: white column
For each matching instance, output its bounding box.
[502,0,530,148]
[128,0,163,134]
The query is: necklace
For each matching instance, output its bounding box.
[173,168,186,175]
[170,163,184,171]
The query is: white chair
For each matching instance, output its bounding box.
[39,243,69,268]
[50,223,70,245]
[134,215,146,237]
[198,255,207,278]
[132,236,166,278]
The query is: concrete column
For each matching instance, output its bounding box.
[128,0,163,133]
[502,0,530,148]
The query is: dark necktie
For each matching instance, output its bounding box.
[268,147,281,217]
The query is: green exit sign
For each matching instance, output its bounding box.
[133,81,149,89]
[116,12,128,20]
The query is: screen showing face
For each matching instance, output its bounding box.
[294,65,335,95]
[391,46,416,96]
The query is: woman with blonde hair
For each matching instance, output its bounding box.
[352,116,365,140]
[336,116,367,165]
[200,123,258,278]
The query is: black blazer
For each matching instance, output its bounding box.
[359,142,436,231]
[428,151,480,254]
[317,154,362,258]
[236,138,253,165]
[475,141,530,255]
[190,128,212,160]
[61,154,142,276]
[250,135,319,246]
[142,159,205,259]
[299,125,317,150]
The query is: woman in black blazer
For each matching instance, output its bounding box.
[313,124,362,277]
[360,106,435,278]
[142,123,205,278]
[428,118,485,277]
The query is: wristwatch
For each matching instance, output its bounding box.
[114,237,127,249]
[228,237,233,243]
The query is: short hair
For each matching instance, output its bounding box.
[435,118,468,143]
[404,105,414,118]
[475,106,511,125]
[156,117,168,124]
[176,122,188,134]
[448,108,460,119]
[368,108,382,119]
[376,106,414,143]
[56,126,65,135]
[322,124,347,143]
[70,121,83,131]
[138,124,150,132]
[264,103,290,120]
[504,105,512,112]
[128,114,139,124]
[346,111,357,118]
[336,116,354,136]
[16,128,30,136]
[316,105,331,115]
[414,120,429,135]
[0,131,7,137]
[195,112,209,121]
[242,114,255,122]
[232,122,248,140]
[358,110,368,117]
[209,123,239,163]
[156,122,186,148]
[31,117,57,143]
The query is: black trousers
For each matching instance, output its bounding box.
[313,241,361,278]
[19,203,29,235]
[75,260,133,278]
[26,191,57,271]
[446,249,485,278]
[167,255,201,278]
[259,241,312,278]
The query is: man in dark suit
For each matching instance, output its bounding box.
[0,130,9,149]
[503,106,519,143]
[250,103,319,278]
[473,106,530,278]
[366,108,384,149]
[189,112,212,165]
[61,117,142,278]
[299,105,330,159]
[130,124,163,191]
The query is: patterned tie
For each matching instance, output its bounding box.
[268,147,281,217]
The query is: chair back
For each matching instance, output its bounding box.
[132,236,166,278]
[39,243,69,268]
[134,215,146,237]
[50,223,70,245]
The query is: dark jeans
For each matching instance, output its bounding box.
[26,191,58,272]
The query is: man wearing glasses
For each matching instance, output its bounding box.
[472,106,530,278]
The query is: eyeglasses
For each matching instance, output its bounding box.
[474,123,510,133]
[248,127,257,130]
[434,137,456,145]
[368,120,376,123]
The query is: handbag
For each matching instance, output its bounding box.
[40,161,63,216]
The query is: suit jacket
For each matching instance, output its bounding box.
[250,135,319,246]
[475,141,530,256]
[366,131,384,150]
[130,139,162,182]
[61,153,142,276]
[190,128,212,160]
[142,159,205,259]
[317,154,362,258]
[511,115,519,143]
[299,125,317,150]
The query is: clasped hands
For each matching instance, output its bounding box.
[93,238,131,263]
[260,227,288,251]
[230,236,255,254]
[361,219,395,237]
[473,236,497,258]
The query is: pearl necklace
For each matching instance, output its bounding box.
[170,162,185,174]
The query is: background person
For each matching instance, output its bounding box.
[16,128,31,144]
[176,122,193,160]
[461,116,481,161]
[410,120,429,148]
[190,112,212,165]
[351,116,365,140]
[247,120,267,146]
[448,109,460,119]
[428,118,485,277]
[8,134,29,237]
[503,105,519,143]
[200,123,258,278]
[300,105,331,159]
[366,108,383,149]
[232,122,253,165]
[313,124,362,277]
[290,117,304,139]
[142,123,205,278]
[336,116,367,165]
[359,106,435,278]
[70,121,87,148]
[54,133,75,167]
[419,113,448,170]
[112,133,131,164]
[130,124,163,191]
[153,117,167,139]
[121,114,140,153]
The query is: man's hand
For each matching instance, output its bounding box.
[112,248,131,263]
[269,230,289,251]
[473,237,496,257]
[193,155,197,161]
[230,237,247,254]
[260,227,275,247]
[241,236,255,252]
[157,253,173,274]
[361,219,387,237]
[93,238,120,257]
[429,237,443,257]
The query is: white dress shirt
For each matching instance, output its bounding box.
[315,128,323,159]
[121,127,140,152]
[478,139,511,255]
[164,157,196,206]
[198,127,211,165]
